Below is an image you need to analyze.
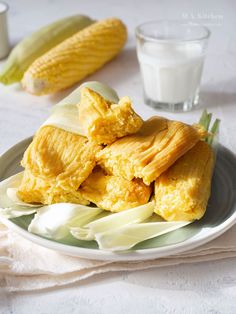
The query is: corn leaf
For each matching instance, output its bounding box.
[208,118,220,146]
[42,105,85,136]
[95,220,191,251]
[28,204,102,240]
[55,81,119,108]
[198,110,220,147]
[70,201,155,241]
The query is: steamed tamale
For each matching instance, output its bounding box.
[21,126,101,192]
[96,117,206,185]
[154,141,215,221]
[18,170,89,205]
[79,87,143,144]
[80,167,152,212]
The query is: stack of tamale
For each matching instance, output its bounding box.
[18,87,214,221]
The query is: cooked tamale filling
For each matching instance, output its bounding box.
[79,87,143,144]
[96,117,206,185]
[154,141,215,221]
[80,167,152,212]
[20,126,101,192]
[18,170,89,205]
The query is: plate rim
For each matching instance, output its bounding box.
[1,213,236,261]
[0,137,236,261]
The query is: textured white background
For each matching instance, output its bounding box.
[0,0,236,313]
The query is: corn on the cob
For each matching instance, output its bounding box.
[22,18,127,95]
[80,167,152,212]
[79,87,143,144]
[154,141,215,221]
[21,126,101,192]
[0,15,94,85]
[96,117,206,185]
[18,170,89,205]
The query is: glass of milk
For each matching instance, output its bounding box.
[136,21,210,112]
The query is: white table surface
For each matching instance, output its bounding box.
[0,0,236,313]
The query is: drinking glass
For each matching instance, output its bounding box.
[136,20,210,112]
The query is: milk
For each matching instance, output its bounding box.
[137,42,204,104]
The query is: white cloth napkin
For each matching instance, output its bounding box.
[1,222,236,292]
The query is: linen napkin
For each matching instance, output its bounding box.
[0,222,236,292]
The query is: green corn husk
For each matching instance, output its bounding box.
[208,118,220,146]
[198,110,220,147]
[0,15,94,85]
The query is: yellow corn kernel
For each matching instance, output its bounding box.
[22,18,127,95]
[79,87,143,144]
[154,141,215,221]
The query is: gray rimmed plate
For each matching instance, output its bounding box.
[0,137,236,261]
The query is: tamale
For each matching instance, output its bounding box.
[21,125,101,192]
[96,117,206,185]
[154,141,215,221]
[80,167,152,212]
[18,170,89,205]
[79,87,143,144]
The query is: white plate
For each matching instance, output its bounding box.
[0,137,236,261]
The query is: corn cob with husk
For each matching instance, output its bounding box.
[154,111,220,221]
[22,18,127,95]
[0,15,94,85]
